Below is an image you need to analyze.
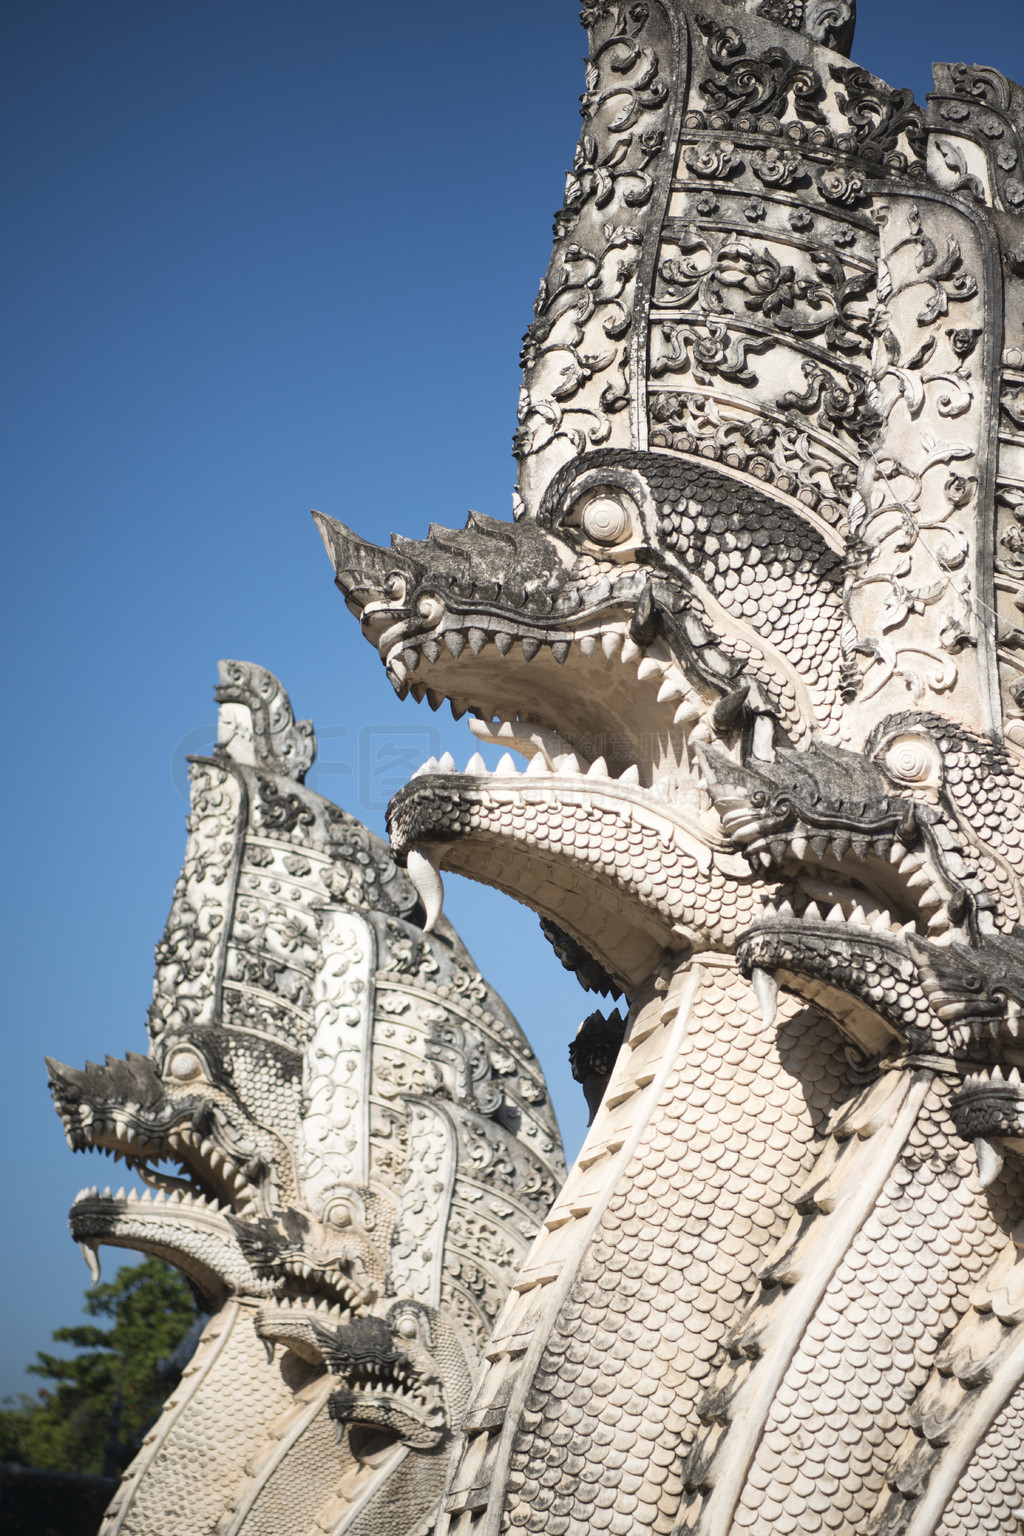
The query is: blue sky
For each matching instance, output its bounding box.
[3,0,1023,1398]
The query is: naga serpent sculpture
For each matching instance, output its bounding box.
[47,661,564,1536]
[312,0,1024,1532]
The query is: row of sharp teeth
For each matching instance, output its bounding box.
[389,626,703,725]
[68,1119,257,1211]
[283,1258,333,1280]
[80,1144,142,1165]
[961,1064,1024,1090]
[411,750,643,785]
[260,1296,349,1317]
[277,1259,364,1308]
[760,897,904,933]
[733,829,951,921]
[741,833,951,934]
[345,1364,415,1391]
[73,1184,234,1213]
[173,1127,253,1201]
[390,622,643,671]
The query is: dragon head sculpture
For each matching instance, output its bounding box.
[315,445,845,993]
[313,0,1024,1529]
[47,661,564,1536]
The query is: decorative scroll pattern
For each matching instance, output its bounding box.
[388,1100,457,1309]
[643,20,925,531]
[929,63,1024,216]
[149,760,244,1035]
[297,909,375,1219]
[215,659,317,782]
[49,666,566,1536]
[312,0,1024,1530]
[514,0,682,516]
[995,342,1024,738]
[842,199,995,733]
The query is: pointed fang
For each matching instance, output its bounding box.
[79,1242,102,1287]
[407,846,445,933]
[751,967,778,1028]
[975,1137,1004,1189]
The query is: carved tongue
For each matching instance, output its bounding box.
[407,846,445,932]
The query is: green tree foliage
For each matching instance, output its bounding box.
[0,1257,196,1476]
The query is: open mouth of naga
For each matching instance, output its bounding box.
[48,1055,262,1209]
[383,629,747,998]
[314,494,1024,1105]
[316,502,987,1010]
[46,1053,368,1312]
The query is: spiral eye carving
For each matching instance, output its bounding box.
[884,733,942,790]
[580,495,632,545]
[167,1049,203,1083]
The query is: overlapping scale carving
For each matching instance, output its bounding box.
[730,1090,1023,1535]
[500,970,848,1535]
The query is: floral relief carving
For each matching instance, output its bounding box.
[386,1100,454,1307]
[843,199,990,720]
[751,144,804,187]
[149,761,242,1035]
[829,63,927,171]
[651,316,773,385]
[515,0,679,505]
[654,226,874,356]
[256,778,315,836]
[696,15,827,125]
[681,139,743,179]
[756,0,854,48]
[380,919,442,978]
[304,0,1024,1524]
[930,61,1024,214]
[563,126,666,225]
[815,165,867,206]
[997,485,1024,582]
[50,658,570,1532]
[779,358,880,434]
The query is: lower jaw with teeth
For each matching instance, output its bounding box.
[951,1074,1024,1187]
[328,1386,445,1450]
[68,1187,278,1299]
[739,926,942,1057]
[391,783,763,984]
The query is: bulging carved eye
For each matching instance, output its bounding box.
[884,733,942,790]
[167,1049,204,1083]
[580,495,632,545]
